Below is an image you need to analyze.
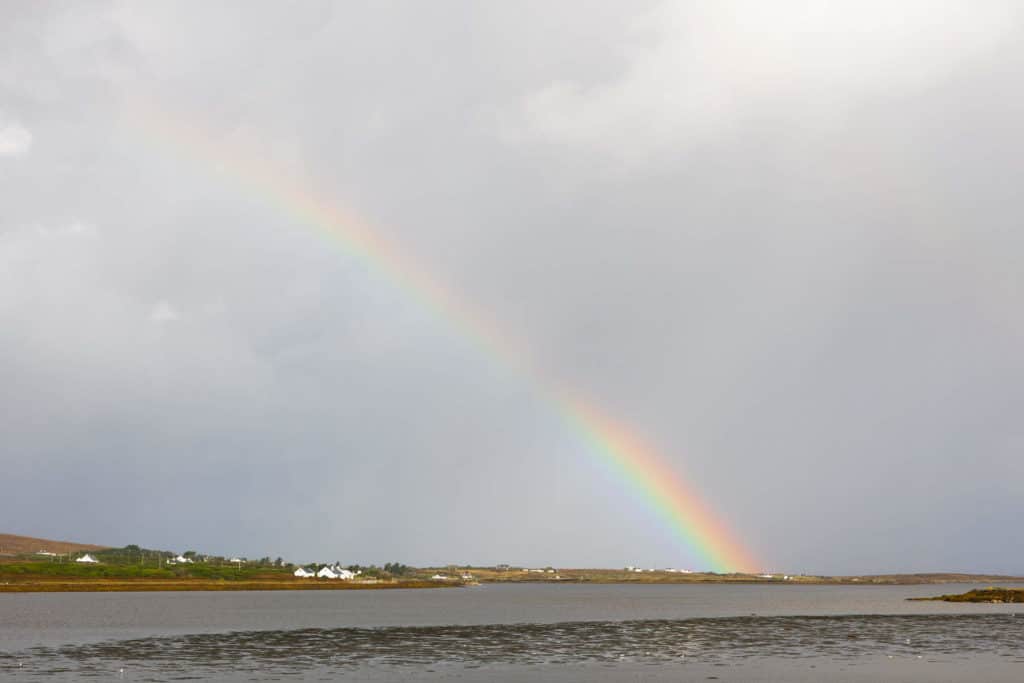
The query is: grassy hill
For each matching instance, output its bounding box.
[0,533,107,558]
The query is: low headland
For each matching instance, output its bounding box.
[909,587,1024,603]
[454,566,1024,586]
[3,533,1023,593]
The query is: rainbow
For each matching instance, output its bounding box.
[127,103,757,573]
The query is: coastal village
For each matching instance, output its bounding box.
[17,543,812,587]
[8,533,992,591]
[31,545,802,584]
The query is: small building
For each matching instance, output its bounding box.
[431,574,449,580]
[317,566,339,579]
[75,554,99,563]
[174,555,194,564]
[294,567,315,578]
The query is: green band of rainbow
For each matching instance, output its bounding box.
[128,103,758,573]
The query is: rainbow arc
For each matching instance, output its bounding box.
[130,103,758,573]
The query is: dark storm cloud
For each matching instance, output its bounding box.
[2,1,1022,573]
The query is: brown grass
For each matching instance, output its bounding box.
[909,587,1024,603]
[0,577,453,593]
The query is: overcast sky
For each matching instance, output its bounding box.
[2,2,1022,574]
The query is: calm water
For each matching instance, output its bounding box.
[2,583,1023,681]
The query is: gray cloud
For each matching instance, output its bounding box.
[0,114,32,156]
[518,1,1017,164]
[1,1,1022,574]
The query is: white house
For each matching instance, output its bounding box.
[293,567,315,578]
[75,554,99,563]
[317,566,339,579]
[335,568,357,580]
[174,555,194,564]
[431,573,449,580]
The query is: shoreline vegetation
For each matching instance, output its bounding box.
[4,534,1023,593]
[909,588,1024,603]
[4,564,1024,594]
[0,577,447,593]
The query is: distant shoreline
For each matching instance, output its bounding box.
[4,572,1024,593]
[5,535,1023,593]
[431,567,1024,586]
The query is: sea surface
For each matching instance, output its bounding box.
[2,583,1023,681]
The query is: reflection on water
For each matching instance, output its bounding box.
[4,614,1023,680]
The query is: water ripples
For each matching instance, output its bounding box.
[4,613,1023,679]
